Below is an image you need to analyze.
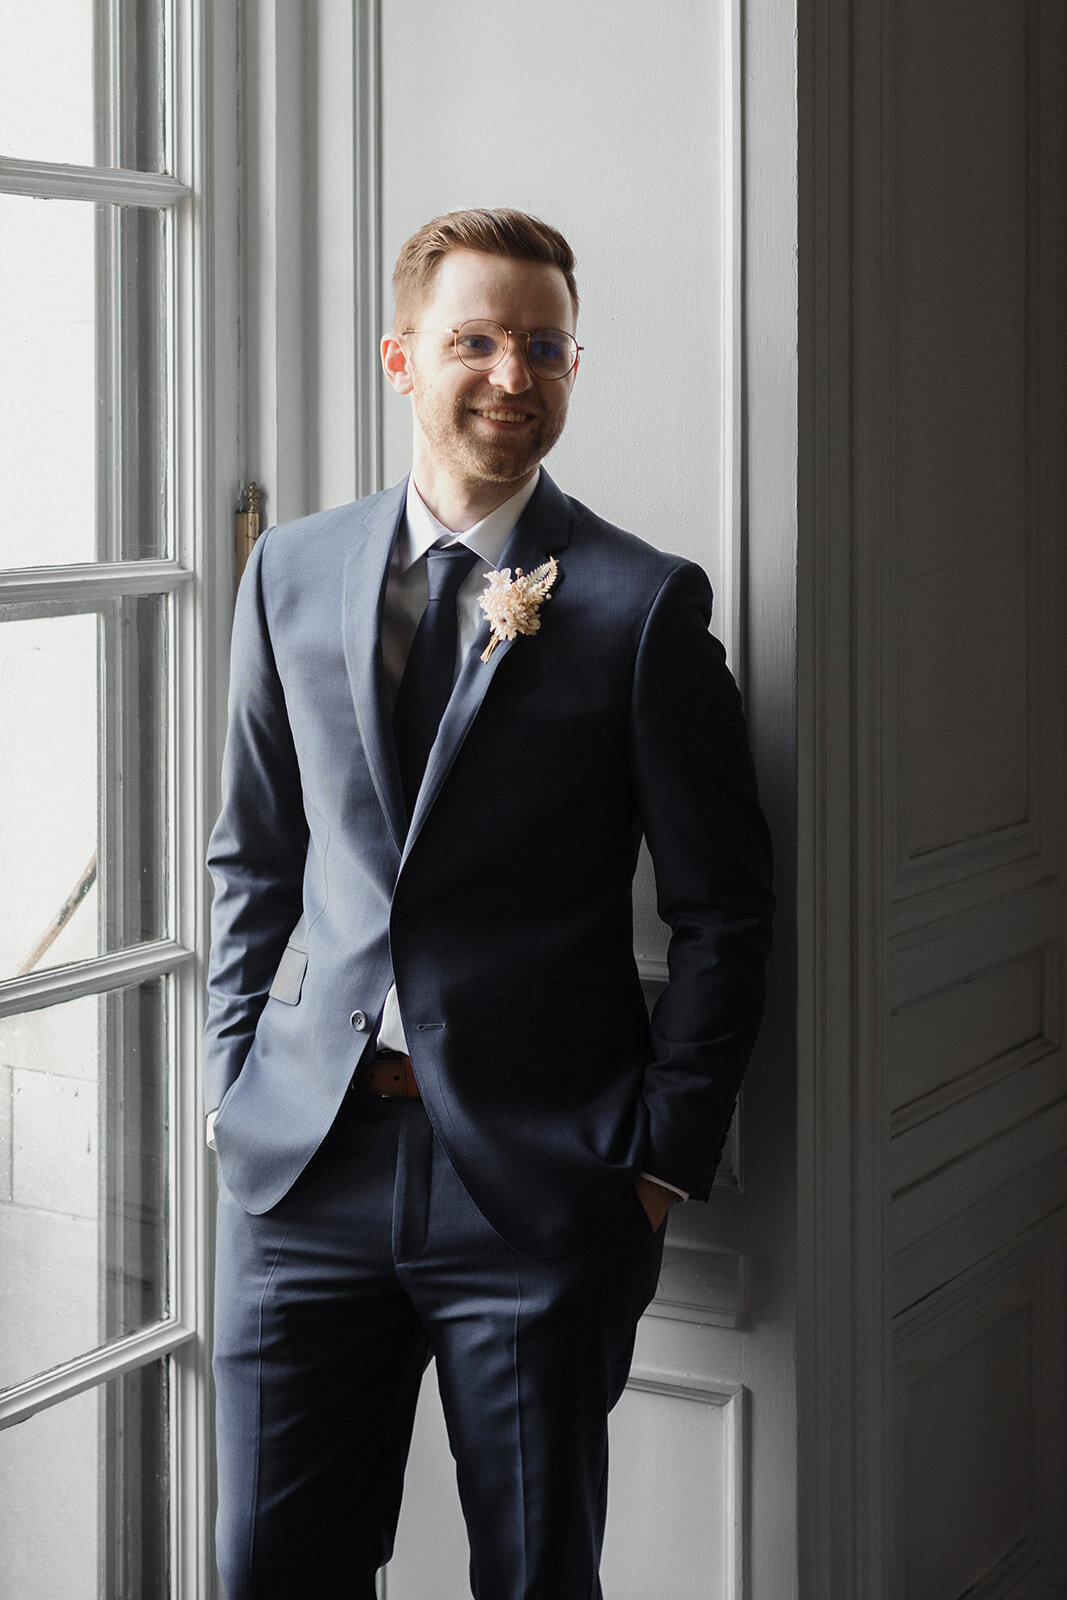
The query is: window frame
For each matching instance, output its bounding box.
[0,0,237,1592]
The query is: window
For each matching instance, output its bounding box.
[0,2,221,1593]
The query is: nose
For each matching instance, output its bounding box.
[490,339,534,393]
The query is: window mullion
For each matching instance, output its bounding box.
[0,155,188,207]
[0,560,192,606]
[0,939,193,1020]
[95,0,116,171]
[98,206,122,563]
[0,1319,194,1431]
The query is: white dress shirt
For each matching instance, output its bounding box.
[378,472,540,712]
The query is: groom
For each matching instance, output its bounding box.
[206,207,773,1599]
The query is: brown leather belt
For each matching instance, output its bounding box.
[354,1050,421,1101]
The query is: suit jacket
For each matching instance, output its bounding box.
[205,470,773,1255]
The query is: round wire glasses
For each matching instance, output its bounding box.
[403,320,582,381]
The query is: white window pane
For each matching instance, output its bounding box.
[0,0,95,166]
[0,0,165,171]
[0,978,169,1388]
[0,194,169,569]
[0,1361,169,1597]
[0,597,170,981]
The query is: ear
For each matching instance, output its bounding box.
[381,333,415,395]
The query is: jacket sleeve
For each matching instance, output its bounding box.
[628,559,774,1200]
[203,530,308,1114]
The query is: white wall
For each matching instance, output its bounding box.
[379,1,732,595]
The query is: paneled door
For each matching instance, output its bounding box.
[799,0,1067,1593]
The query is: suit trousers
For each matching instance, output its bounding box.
[213,1087,665,1600]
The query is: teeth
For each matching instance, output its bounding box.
[476,410,528,423]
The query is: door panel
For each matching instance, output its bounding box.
[384,1374,746,1600]
[800,0,1067,1592]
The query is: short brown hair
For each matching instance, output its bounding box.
[392,208,579,330]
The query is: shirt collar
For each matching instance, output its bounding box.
[398,470,540,573]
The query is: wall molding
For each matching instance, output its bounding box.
[882,0,1058,914]
[352,0,382,500]
[889,945,1055,1134]
[890,1060,1065,1208]
[624,1374,747,1600]
[888,881,1060,1007]
[893,1215,1067,1598]
[797,0,893,1588]
[650,1240,747,1329]
[892,1153,1065,1317]
[719,0,745,676]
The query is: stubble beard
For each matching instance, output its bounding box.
[414,383,569,490]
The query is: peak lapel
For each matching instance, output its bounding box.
[341,481,408,851]
[401,472,574,863]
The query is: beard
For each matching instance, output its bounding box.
[410,379,570,490]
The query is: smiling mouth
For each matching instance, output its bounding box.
[471,408,533,425]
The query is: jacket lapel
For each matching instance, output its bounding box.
[401,472,575,862]
[341,480,408,852]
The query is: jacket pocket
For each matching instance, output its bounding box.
[268,943,308,1005]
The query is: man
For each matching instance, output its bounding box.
[206,208,773,1600]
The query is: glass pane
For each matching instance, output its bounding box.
[0,596,169,982]
[0,1361,169,1598]
[0,978,169,1388]
[0,194,168,569]
[0,0,165,171]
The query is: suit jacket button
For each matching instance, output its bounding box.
[350,1010,367,1031]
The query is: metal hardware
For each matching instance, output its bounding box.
[235,482,263,584]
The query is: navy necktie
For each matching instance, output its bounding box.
[393,544,479,819]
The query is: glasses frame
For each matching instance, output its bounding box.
[401,320,583,380]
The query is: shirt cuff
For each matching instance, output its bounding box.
[205,1110,218,1151]
[640,1171,688,1201]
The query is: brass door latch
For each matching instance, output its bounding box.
[235,482,263,584]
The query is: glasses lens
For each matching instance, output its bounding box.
[454,321,507,370]
[527,330,578,379]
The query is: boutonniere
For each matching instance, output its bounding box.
[478,557,559,663]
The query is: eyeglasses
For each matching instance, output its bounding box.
[402,319,582,381]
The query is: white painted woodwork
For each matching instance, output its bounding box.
[384,1372,747,1600]
[894,1218,1066,1599]
[0,4,235,1596]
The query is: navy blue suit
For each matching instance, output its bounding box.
[206,471,773,1597]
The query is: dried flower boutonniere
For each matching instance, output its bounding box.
[478,557,559,663]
